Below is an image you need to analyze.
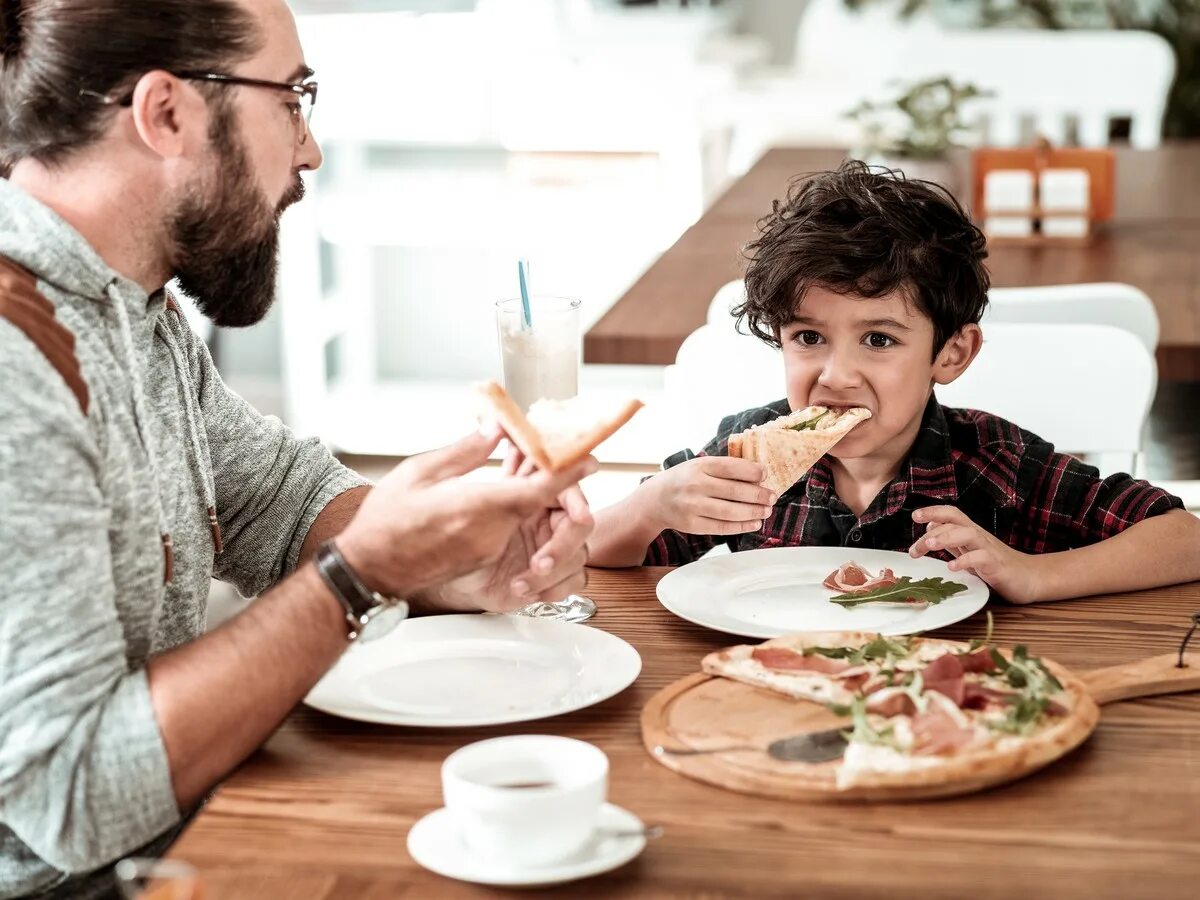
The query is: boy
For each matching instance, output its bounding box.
[589,161,1200,602]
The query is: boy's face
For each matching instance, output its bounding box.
[778,285,974,463]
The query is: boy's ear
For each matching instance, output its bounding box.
[932,324,983,385]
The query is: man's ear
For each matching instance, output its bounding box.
[933,323,983,386]
[127,71,208,160]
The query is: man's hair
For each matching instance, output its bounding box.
[0,0,262,174]
[735,160,990,356]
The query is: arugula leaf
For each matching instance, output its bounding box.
[803,645,855,660]
[839,695,898,748]
[988,695,1051,736]
[787,410,830,431]
[830,576,969,608]
[966,610,995,652]
[984,643,1065,734]
[803,635,915,666]
[900,671,930,714]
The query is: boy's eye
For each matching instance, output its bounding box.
[794,330,823,346]
[864,332,895,349]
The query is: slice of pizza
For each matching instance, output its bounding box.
[475,381,644,473]
[727,406,871,494]
[703,630,1096,791]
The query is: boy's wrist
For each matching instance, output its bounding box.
[1023,551,1062,604]
[635,475,671,535]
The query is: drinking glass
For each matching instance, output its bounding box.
[114,858,201,900]
[495,296,596,623]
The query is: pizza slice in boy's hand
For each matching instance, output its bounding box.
[726,406,871,494]
[476,381,645,473]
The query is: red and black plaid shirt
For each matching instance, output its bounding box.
[645,395,1182,566]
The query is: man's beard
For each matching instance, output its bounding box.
[169,106,305,328]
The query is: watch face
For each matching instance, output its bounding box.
[358,602,409,643]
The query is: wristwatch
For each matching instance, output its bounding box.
[314,539,409,641]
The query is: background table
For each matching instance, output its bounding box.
[584,144,1200,381]
[170,569,1200,898]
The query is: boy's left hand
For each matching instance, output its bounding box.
[909,506,1040,604]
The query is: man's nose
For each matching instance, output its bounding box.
[296,132,323,172]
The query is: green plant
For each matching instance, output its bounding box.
[845,76,990,159]
[846,0,1200,138]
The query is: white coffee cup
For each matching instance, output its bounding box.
[441,735,608,868]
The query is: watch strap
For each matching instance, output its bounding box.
[314,540,406,641]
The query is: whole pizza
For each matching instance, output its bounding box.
[702,627,1100,793]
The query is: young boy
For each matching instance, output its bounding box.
[589,161,1200,602]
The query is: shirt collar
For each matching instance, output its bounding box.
[906,395,960,503]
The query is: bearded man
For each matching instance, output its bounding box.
[0,2,595,897]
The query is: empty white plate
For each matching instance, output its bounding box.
[657,546,989,638]
[305,614,641,727]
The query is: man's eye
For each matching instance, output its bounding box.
[287,103,302,119]
[865,332,895,349]
[795,330,823,346]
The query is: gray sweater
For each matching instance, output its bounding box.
[0,179,367,898]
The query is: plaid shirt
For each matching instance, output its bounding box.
[645,395,1182,566]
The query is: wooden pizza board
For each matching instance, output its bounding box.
[641,651,1199,803]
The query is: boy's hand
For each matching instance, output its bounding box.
[645,456,776,536]
[909,506,1040,604]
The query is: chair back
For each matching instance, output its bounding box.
[984,283,1158,355]
[793,0,1174,148]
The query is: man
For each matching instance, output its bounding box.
[0,1,595,896]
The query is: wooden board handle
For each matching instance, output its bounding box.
[1079,652,1200,706]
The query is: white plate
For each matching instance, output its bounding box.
[657,547,989,638]
[407,802,646,887]
[305,614,641,727]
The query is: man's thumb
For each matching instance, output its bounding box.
[408,423,503,483]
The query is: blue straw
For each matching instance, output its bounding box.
[517,258,533,331]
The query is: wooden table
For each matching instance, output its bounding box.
[584,144,1200,381]
[170,569,1200,898]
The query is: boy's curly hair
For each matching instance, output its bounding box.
[735,160,990,356]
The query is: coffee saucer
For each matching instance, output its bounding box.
[407,802,647,886]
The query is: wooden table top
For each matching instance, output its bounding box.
[170,569,1200,899]
[584,144,1200,381]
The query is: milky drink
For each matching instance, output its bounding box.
[495,297,581,412]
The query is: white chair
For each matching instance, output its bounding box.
[663,322,784,451]
[984,283,1159,356]
[727,0,1175,174]
[707,278,747,325]
[936,323,1154,476]
[983,283,1159,476]
[663,320,1153,477]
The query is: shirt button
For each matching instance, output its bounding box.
[849,529,862,542]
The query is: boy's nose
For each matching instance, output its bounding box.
[817,349,861,389]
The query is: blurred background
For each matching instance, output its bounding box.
[197,0,1199,483]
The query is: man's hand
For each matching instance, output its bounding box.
[909,506,1041,603]
[642,456,775,536]
[337,426,597,609]
[432,482,594,612]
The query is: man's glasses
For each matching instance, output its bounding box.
[85,71,319,145]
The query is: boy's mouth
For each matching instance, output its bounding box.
[811,400,871,415]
